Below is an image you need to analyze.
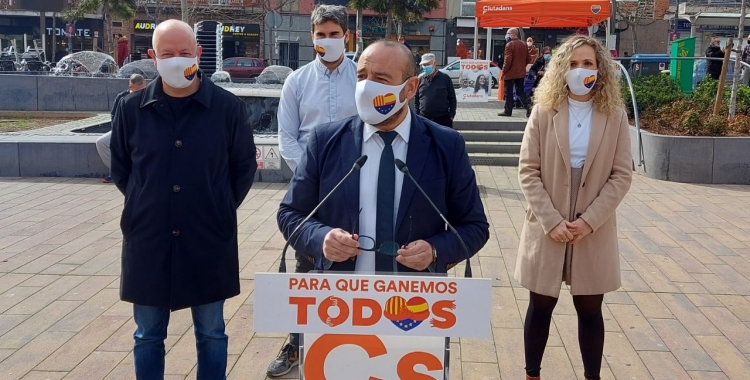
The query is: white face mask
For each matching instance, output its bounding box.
[156,56,198,89]
[355,79,409,125]
[527,41,533,47]
[314,37,346,62]
[565,68,598,96]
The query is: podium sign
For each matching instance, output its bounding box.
[254,273,491,337]
[254,272,492,379]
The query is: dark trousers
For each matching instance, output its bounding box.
[524,292,605,380]
[503,77,530,115]
[288,256,314,348]
[422,113,453,128]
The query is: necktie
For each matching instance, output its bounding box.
[376,131,397,273]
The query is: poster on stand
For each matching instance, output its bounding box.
[457,59,491,102]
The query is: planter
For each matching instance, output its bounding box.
[630,126,750,184]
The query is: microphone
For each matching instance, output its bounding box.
[278,155,368,273]
[394,158,473,278]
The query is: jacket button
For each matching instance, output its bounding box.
[173,185,181,193]
[172,229,180,237]
[175,140,183,148]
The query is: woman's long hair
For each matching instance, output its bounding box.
[474,74,489,94]
[534,35,624,115]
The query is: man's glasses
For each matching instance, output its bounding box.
[351,209,412,256]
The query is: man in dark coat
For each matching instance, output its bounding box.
[110,20,257,379]
[705,37,725,81]
[499,27,531,117]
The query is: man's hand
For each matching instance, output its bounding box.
[323,229,360,263]
[549,220,574,244]
[567,219,593,244]
[396,240,434,271]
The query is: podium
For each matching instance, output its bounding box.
[254,272,492,380]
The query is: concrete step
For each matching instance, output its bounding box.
[466,141,521,154]
[460,130,524,143]
[454,120,527,131]
[469,153,519,167]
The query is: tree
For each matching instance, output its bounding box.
[616,0,658,55]
[65,0,135,56]
[369,0,439,40]
[348,0,368,60]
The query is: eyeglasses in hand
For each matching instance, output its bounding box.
[351,209,413,256]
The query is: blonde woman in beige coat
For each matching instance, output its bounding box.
[515,35,632,380]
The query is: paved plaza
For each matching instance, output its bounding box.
[0,166,749,380]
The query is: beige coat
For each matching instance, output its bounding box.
[515,100,633,298]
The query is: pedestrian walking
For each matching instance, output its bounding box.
[516,35,633,380]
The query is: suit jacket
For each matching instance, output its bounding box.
[503,39,528,80]
[277,114,489,273]
[515,101,632,297]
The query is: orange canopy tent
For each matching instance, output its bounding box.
[475,0,611,28]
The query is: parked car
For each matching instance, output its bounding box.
[344,52,358,62]
[222,57,266,79]
[439,59,500,88]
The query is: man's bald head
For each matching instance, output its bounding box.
[151,19,199,58]
[360,40,415,81]
[508,28,519,38]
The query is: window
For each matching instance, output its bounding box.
[461,1,475,17]
[252,59,262,67]
[238,58,252,67]
[281,0,299,12]
[222,58,235,67]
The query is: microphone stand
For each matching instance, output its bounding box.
[278,155,368,273]
[395,159,473,278]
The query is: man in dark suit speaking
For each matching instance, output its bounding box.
[278,40,489,274]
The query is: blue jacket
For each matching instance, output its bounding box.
[111,74,257,310]
[277,113,489,273]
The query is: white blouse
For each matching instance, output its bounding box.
[568,98,593,169]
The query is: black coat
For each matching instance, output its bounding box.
[110,74,257,310]
[706,45,724,75]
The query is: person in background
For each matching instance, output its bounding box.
[415,53,456,128]
[527,36,539,64]
[474,74,489,94]
[97,74,146,183]
[110,19,257,379]
[529,46,552,98]
[117,33,129,67]
[499,28,531,118]
[741,34,750,85]
[621,51,631,71]
[398,35,411,51]
[705,37,725,81]
[272,4,358,377]
[516,35,632,380]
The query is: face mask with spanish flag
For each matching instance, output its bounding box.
[156,56,199,89]
[565,68,598,96]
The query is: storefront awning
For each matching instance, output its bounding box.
[672,13,750,28]
[474,0,610,28]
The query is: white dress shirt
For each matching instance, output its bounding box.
[568,98,593,169]
[355,110,412,273]
[277,57,358,172]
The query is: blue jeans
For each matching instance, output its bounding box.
[133,300,228,380]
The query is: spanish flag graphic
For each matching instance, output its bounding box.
[373,93,397,115]
[583,74,596,89]
[183,64,198,81]
[315,45,326,57]
[383,296,430,332]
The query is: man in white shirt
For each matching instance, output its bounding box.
[269,4,358,377]
[277,4,357,174]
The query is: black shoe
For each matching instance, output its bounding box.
[267,343,299,377]
[498,112,512,117]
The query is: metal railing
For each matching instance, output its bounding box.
[613,55,750,169]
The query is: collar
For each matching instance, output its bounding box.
[364,108,412,144]
[140,70,213,109]
[313,56,344,75]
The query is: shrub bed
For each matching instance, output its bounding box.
[623,74,750,136]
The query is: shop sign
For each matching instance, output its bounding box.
[134,21,158,31]
[47,27,90,37]
[222,24,260,39]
